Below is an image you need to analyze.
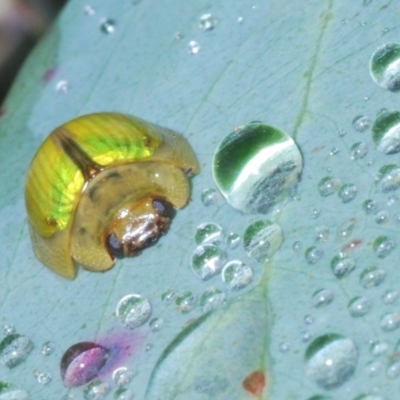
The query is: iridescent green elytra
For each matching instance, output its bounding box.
[25,112,199,279]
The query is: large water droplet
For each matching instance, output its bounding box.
[116,294,152,329]
[352,115,371,132]
[213,122,302,213]
[360,266,386,288]
[195,222,224,245]
[221,260,253,290]
[199,13,218,31]
[372,110,400,154]
[61,342,110,387]
[370,43,400,91]
[0,334,34,368]
[191,244,227,280]
[83,380,110,400]
[305,334,358,389]
[0,382,29,400]
[243,220,283,262]
[377,164,400,192]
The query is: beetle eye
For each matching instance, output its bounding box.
[152,199,174,218]
[106,233,124,258]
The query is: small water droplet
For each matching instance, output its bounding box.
[3,325,15,336]
[195,222,224,245]
[188,40,200,54]
[373,236,396,258]
[61,342,110,387]
[83,380,110,400]
[363,199,378,213]
[175,291,196,313]
[305,334,358,389]
[370,43,400,91]
[310,208,321,218]
[348,296,371,317]
[372,109,400,154]
[191,244,227,280]
[243,220,283,262]
[35,370,52,385]
[314,225,329,242]
[201,188,219,206]
[312,289,334,308]
[380,312,400,331]
[84,5,95,15]
[370,340,389,356]
[279,342,291,353]
[305,246,324,264]
[304,315,315,325]
[317,176,341,197]
[113,387,134,400]
[351,142,368,159]
[199,13,218,31]
[55,80,69,93]
[382,27,390,35]
[226,232,241,249]
[221,260,253,290]
[382,290,399,304]
[329,147,339,156]
[374,210,389,224]
[387,361,400,378]
[338,129,347,137]
[352,115,371,132]
[200,288,227,312]
[338,183,358,203]
[161,289,176,304]
[116,294,152,329]
[41,341,54,356]
[301,331,313,343]
[337,218,356,238]
[174,32,184,41]
[112,367,134,386]
[0,334,34,369]
[100,19,116,34]
[237,16,244,23]
[360,266,386,288]
[293,241,302,251]
[378,164,400,192]
[331,254,356,278]
[149,317,164,332]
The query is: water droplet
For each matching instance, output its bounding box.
[360,266,386,288]
[55,80,69,93]
[226,232,241,249]
[382,290,399,304]
[312,289,334,308]
[306,396,333,400]
[161,289,176,304]
[34,370,52,385]
[243,220,283,262]
[191,244,227,280]
[100,19,116,34]
[372,110,400,154]
[382,27,390,35]
[112,367,134,386]
[195,222,224,245]
[348,296,371,317]
[331,254,356,278]
[84,5,95,15]
[61,342,110,387]
[212,122,302,213]
[201,188,219,206]
[387,195,398,205]
[337,218,356,239]
[221,260,253,290]
[199,13,218,31]
[329,146,339,156]
[116,294,152,329]
[380,312,400,331]
[370,43,400,91]
[310,208,321,218]
[175,291,196,313]
[279,342,291,353]
[41,341,54,356]
[355,394,385,400]
[0,382,29,400]
[338,129,347,137]
[352,115,371,132]
[387,360,400,378]
[373,236,396,258]
[83,380,110,400]
[2,325,15,336]
[305,334,358,389]
[174,32,184,41]
[113,387,134,400]
[351,142,368,159]
[149,317,164,332]
[301,331,313,343]
[370,340,389,356]
[314,225,329,242]
[200,288,227,312]
[374,210,389,224]
[237,16,244,23]
[378,164,400,192]
[305,246,324,264]
[293,241,302,251]
[0,334,34,369]
[338,183,358,203]
[363,199,377,213]
[188,40,200,54]
[304,314,315,325]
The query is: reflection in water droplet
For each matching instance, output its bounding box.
[56,80,69,93]
[226,232,241,249]
[149,317,164,332]
[100,19,116,34]
[382,290,399,304]
[243,220,283,262]
[370,43,400,91]
[372,110,400,154]
[373,236,396,258]
[312,289,334,308]
[378,164,400,192]
[83,380,110,400]
[175,292,196,313]
[380,312,400,331]
[199,13,218,30]
[338,183,358,203]
[2,326,15,336]
[188,40,200,54]
[0,334,34,369]
[305,334,358,389]
[41,341,54,356]
[305,246,324,264]
[348,296,371,317]
[34,370,52,385]
[191,244,227,280]
[221,260,253,290]
[116,294,152,329]
[195,222,224,245]
[0,381,29,400]
[212,122,302,213]
[331,254,356,278]
[360,266,386,288]
[61,342,110,387]
[200,288,227,312]
[112,367,134,386]
[351,142,368,160]
[201,188,218,206]
[352,115,371,132]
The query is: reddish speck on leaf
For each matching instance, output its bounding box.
[42,68,58,83]
[242,370,266,396]
[342,239,362,253]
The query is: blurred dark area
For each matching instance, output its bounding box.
[0,0,67,105]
